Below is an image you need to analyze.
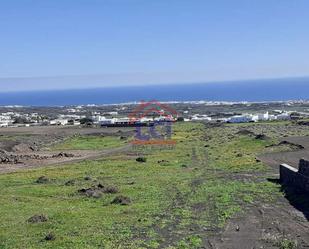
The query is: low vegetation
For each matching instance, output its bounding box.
[0,121,306,248]
[51,135,127,150]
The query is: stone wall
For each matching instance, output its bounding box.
[280,159,309,192]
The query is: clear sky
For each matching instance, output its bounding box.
[1,0,309,91]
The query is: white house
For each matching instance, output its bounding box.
[228,115,253,123]
[0,121,9,127]
[92,115,107,123]
[140,117,153,123]
[191,114,212,121]
[105,111,118,116]
[99,117,116,125]
[154,115,176,122]
[257,112,269,121]
[268,115,277,121]
[50,119,69,126]
[276,113,291,120]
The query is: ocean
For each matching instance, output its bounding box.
[1,77,309,106]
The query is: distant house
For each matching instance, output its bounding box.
[99,118,115,126]
[100,117,136,127]
[104,111,118,116]
[191,114,212,121]
[257,112,269,121]
[276,113,291,120]
[91,115,105,124]
[227,115,253,123]
[0,121,9,127]
[50,119,69,126]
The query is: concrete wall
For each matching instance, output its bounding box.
[298,159,309,177]
[280,159,309,192]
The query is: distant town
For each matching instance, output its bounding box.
[0,100,308,128]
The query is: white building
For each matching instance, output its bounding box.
[92,115,107,123]
[191,114,212,121]
[59,114,83,119]
[0,115,14,127]
[154,115,176,122]
[0,121,9,127]
[140,117,153,123]
[257,112,269,121]
[99,117,116,125]
[268,115,277,121]
[105,111,118,116]
[228,114,253,123]
[276,113,291,120]
[50,119,69,126]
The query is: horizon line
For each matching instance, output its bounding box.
[0,75,308,94]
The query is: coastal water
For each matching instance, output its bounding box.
[0,78,309,106]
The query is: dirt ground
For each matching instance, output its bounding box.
[0,126,134,174]
[210,135,309,249]
[259,136,309,168]
[209,200,309,249]
[1,125,309,248]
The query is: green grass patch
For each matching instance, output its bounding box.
[0,121,298,248]
[51,135,127,150]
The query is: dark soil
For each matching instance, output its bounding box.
[12,143,36,153]
[78,187,102,198]
[44,233,56,241]
[136,157,147,163]
[52,152,74,158]
[111,196,131,205]
[236,129,255,136]
[36,176,49,184]
[0,126,132,174]
[157,160,169,164]
[278,140,304,149]
[78,184,118,198]
[65,179,75,186]
[259,136,309,168]
[27,214,48,223]
[297,120,309,126]
[0,150,21,164]
[255,134,270,140]
[102,186,119,194]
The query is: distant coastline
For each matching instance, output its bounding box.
[0,77,308,106]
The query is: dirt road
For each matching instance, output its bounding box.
[0,144,131,174]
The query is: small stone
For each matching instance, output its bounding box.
[44,232,55,241]
[136,157,147,163]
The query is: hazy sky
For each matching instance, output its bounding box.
[1,0,309,92]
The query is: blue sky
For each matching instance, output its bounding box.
[1,0,309,91]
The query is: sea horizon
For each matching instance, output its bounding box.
[0,77,309,106]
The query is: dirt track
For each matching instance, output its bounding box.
[220,135,309,249]
[210,199,309,249]
[0,145,131,174]
[258,136,309,168]
[0,126,134,174]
